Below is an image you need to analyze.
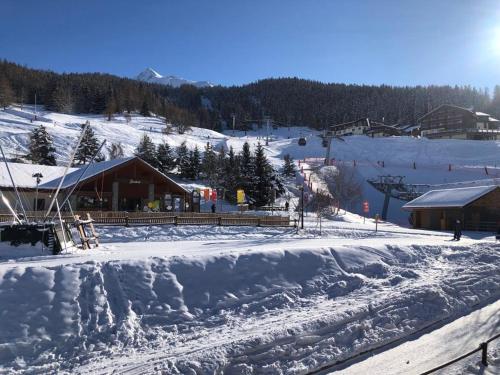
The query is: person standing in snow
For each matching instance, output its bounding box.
[211,203,216,213]
[453,219,462,241]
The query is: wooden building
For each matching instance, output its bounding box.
[328,118,403,138]
[403,185,500,232]
[418,104,500,140]
[365,124,402,138]
[0,157,193,213]
[329,118,371,137]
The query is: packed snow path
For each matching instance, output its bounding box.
[330,300,500,375]
[0,222,498,374]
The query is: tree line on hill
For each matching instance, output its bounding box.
[134,134,286,205]
[24,124,289,206]
[1,59,500,130]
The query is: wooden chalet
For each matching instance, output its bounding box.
[365,124,402,138]
[418,104,500,140]
[328,118,370,137]
[0,157,193,213]
[403,185,500,232]
[328,118,403,138]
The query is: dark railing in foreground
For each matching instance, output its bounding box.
[419,332,500,374]
[0,211,291,227]
[305,331,500,375]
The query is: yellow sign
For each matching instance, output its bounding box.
[237,189,245,204]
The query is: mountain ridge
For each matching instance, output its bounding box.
[136,67,213,88]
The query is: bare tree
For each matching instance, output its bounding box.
[322,165,362,212]
[107,142,124,159]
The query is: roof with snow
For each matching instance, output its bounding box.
[0,162,78,189]
[39,157,135,190]
[1,157,190,193]
[403,185,499,210]
[418,104,499,123]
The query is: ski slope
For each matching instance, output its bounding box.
[0,218,498,374]
[1,105,499,224]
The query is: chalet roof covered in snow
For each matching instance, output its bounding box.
[39,156,190,193]
[0,162,77,189]
[1,157,189,193]
[39,157,135,189]
[403,185,499,210]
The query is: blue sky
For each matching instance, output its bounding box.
[2,0,500,89]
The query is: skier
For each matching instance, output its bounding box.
[285,201,290,211]
[453,219,462,241]
[211,203,216,213]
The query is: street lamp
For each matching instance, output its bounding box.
[32,172,43,220]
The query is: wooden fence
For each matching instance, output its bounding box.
[0,211,291,227]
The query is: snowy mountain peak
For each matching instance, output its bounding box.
[137,68,163,81]
[136,68,213,88]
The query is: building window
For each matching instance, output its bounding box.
[77,196,110,210]
[34,198,45,211]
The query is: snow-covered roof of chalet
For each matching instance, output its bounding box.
[0,162,78,189]
[418,104,498,123]
[39,157,135,190]
[39,156,191,193]
[403,185,499,210]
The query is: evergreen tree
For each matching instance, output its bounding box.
[26,125,57,165]
[105,95,117,121]
[49,85,74,113]
[187,146,201,179]
[282,154,296,177]
[253,142,274,206]
[489,85,500,118]
[223,146,239,201]
[140,99,150,117]
[0,76,14,109]
[74,124,104,165]
[216,146,227,187]
[157,141,175,173]
[107,142,124,159]
[201,142,218,186]
[176,141,190,178]
[135,134,157,167]
[239,141,254,194]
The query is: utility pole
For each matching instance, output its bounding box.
[34,93,37,120]
[301,185,304,229]
[232,114,236,135]
[266,117,270,146]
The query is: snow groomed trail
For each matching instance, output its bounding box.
[0,223,498,374]
[330,300,500,375]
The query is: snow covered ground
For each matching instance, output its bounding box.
[1,105,499,224]
[0,214,498,374]
[1,106,499,374]
[329,299,500,375]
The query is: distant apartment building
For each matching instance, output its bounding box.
[418,104,500,140]
[328,118,402,138]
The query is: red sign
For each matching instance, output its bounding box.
[363,201,369,213]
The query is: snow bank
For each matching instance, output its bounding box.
[0,240,498,373]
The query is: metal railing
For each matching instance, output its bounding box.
[420,332,500,374]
